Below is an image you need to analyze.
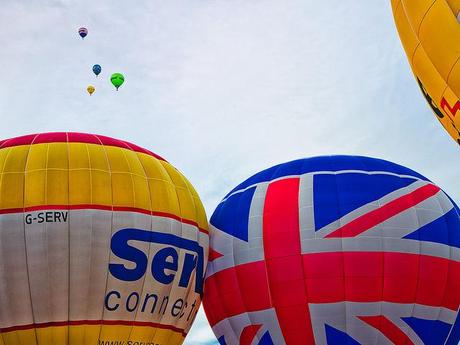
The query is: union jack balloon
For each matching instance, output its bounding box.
[203,156,460,345]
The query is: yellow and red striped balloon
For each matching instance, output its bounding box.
[391,0,460,144]
[0,132,208,345]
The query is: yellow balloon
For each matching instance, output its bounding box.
[87,85,95,96]
[391,0,460,145]
[0,132,209,345]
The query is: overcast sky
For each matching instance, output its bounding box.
[1,1,459,344]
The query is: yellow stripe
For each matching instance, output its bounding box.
[0,142,208,231]
[0,325,185,345]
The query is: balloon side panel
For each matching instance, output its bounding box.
[392,0,460,143]
[0,136,208,345]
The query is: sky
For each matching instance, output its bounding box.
[1,1,459,344]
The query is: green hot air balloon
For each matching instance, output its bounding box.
[110,73,125,90]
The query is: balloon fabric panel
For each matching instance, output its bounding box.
[0,133,208,345]
[203,156,460,345]
[391,0,460,144]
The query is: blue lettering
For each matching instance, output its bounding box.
[109,230,148,281]
[152,247,178,284]
[179,253,197,288]
[109,228,205,294]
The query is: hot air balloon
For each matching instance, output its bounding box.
[203,156,460,345]
[111,73,125,90]
[0,132,209,345]
[391,1,460,145]
[92,64,102,77]
[87,85,95,96]
[78,27,88,39]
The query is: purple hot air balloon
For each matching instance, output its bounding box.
[78,27,88,39]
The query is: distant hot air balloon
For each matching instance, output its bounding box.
[78,27,88,39]
[0,132,209,345]
[111,73,125,90]
[87,85,95,96]
[92,64,102,77]
[204,155,460,345]
[391,0,460,145]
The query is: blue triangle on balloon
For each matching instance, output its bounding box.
[402,317,451,345]
[217,335,227,345]
[258,331,275,345]
[403,208,460,248]
[325,324,361,345]
[313,173,417,231]
[210,186,256,241]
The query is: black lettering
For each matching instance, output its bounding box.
[45,212,53,222]
[159,296,169,315]
[187,299,197,321]
[417,77,444,118]
[104,290,121,311]
[62,211,68,222]
[179,301,188,318]
[141,293,158,313]
[25,214,32,224]
[171,298,183,317]
[126,292,139,312]
[37,213,45,223]
[54,212,61,222]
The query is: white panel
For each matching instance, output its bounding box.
[0,213,34,328]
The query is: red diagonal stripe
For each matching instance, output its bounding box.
[325,183,440,238]
[263,178,315,345]
[203,252,460,327]
[208,247,224,262]
[359,316,415,345]
[240,324,262,345]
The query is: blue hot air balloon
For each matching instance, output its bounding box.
[92,64,102,77]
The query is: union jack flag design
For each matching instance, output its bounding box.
[203,156,460,345]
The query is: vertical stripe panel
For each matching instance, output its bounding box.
[263,178,314,344]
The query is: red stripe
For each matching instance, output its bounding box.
[0,320,187,337]
[0,204,208,235]
[326,184,440,238]
[263,178,315,345]
[359,316,415,345]
[204,252,460,326]
[203,261,272,327]
[240,324,262,345]
[0,132,166,162]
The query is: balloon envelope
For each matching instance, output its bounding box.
[78,27,87,39]
[110,73,125,90]
[391,0,460,144]
[92,64,102,76]
[203,155,460,345]
[0,132,209,345]
[86,85,95,95]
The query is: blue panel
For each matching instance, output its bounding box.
[258,331,275,345]
[313,173,417,231]
[325,324,361,345]
[402,317,452,345]
[217,335,227,345]
[224,156,429,197]
[446,192,460,216]
[210,186,256,241]
[445,312,460,345]
[404,208,460,248]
